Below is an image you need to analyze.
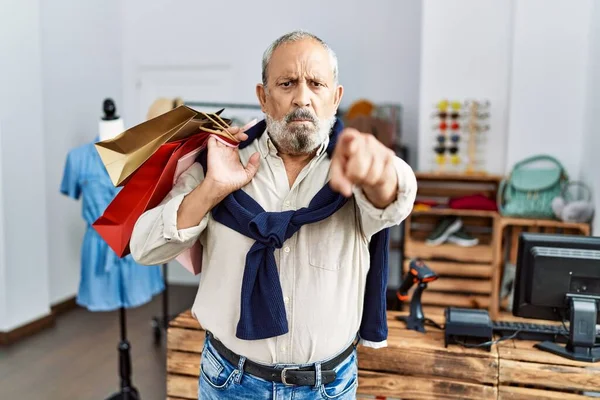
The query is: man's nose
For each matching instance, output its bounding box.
[292,82,311,108]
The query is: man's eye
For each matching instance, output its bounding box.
[312,81,324,87]
[280,81,292,87]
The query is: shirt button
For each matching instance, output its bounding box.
[281,345,286,352]
[283,246,290,253]
[284,201,291,207]
[284,296,290,304]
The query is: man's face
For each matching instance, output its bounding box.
[256,38,344,155]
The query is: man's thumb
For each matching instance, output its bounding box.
[244,152,260,179]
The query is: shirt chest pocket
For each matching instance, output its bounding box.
[306,204,359,271]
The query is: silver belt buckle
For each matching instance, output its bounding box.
[280,367,299,386]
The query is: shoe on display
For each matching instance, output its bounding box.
[425,217,463,246]
[447,227,479,247]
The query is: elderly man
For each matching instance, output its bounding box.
[130,30,416,399]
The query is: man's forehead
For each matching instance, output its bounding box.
[269,40,333,78]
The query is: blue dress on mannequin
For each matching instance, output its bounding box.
[60,139,165,312]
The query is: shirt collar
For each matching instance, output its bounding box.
[257,128,270,158]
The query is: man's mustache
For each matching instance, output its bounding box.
[285,109,317,125]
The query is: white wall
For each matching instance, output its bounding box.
[0,0,51,331]
[41,0,124,304]
[0,0,125,331]
[505,0,593,177]
[417,0,514,174]
[121,0,422,161]
[0,122,7,330]
[580,0,600,235]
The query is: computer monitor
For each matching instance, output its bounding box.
[513,232,600,362]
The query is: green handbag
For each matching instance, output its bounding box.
[498,155,568,219]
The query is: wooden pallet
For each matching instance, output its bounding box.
[358,312,499,400]
[494,217,591,266]
[166,309,600,399]
[402,259,493,309]
[403,173,503,317]
[497,337,600,399]
[166,310,499,399]
[493,217,591,311]
[403,173,593,319]
[404,206,500,316]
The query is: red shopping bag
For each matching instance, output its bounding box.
[93,132,236,257]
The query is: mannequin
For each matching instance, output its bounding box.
[99,98,125,141]
[100,98,140,400]
[61,98,166,400]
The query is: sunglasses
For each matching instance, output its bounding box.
[433,111,461,119]
[436,134,461,144]
[436,100,462,112]
[435,153,462,166]
[434,121,461,131]
[434,145,459,155]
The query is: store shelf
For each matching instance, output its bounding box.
[415,172,504,183]
[498,217,591,234]
[405,240,494,264]
[403,260,493,279]
[399,173,595,318]
[411,208,498,218]
[430,277,492,294]
[420,291,490,309]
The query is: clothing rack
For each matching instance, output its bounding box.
[185,101,262,110]
[150,263,172,345]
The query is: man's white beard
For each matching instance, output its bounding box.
[265,110,336,155]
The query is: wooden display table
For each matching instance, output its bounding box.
[356,312,498,399]
[496,338,600,399]
[165,308,600,399]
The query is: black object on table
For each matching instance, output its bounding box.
[444,307,494,351]
[396,259,438,332]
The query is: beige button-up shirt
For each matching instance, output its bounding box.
[130,129,417,364]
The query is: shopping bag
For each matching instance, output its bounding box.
[94,106,232,186]
[171,146,206,275]
[93,141,180,257]
[93,131,237,257]
[171,120,259,275]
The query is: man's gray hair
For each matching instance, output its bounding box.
[261,30,339,88]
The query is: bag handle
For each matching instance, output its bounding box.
[560,180,593,203]
[512,154,565,173]
[497,178,507,214]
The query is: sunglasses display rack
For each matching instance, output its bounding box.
[429,99,490,174]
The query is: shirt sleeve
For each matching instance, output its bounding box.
[60,150,81,199]
[359,338,388,349]
[353,156,417,239]
[130,162,209,265]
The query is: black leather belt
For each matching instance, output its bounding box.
[206,332,356,386]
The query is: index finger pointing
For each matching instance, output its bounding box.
[336,130,361,158]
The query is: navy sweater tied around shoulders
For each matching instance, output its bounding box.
[198,118,389,343]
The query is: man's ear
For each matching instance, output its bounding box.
[333,84,344,111]
[256,84,268,113]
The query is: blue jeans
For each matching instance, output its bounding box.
[198,335,358,399]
